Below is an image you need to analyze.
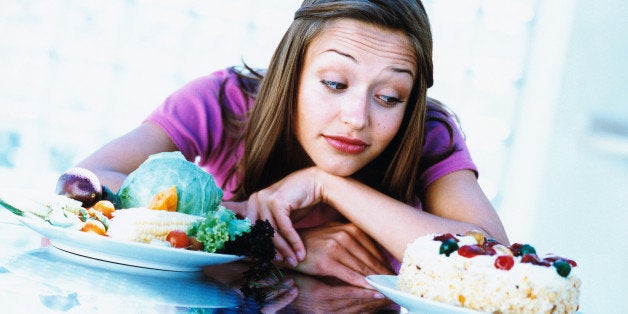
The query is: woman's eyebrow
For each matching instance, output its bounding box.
[391,67,415,79]
[322,49,415,79]
[322,49,357,62]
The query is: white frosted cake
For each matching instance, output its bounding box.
[397,232,580,313]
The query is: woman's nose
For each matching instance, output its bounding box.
[340,93,368,129]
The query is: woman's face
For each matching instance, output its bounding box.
[295,19,417,176]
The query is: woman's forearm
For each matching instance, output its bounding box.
[81,169,128,192]
[317,169,496,261]
[75,122,179,193]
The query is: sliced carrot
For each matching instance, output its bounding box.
[81,219,106,235]
[92,200,115,219]
[147,186,178,211]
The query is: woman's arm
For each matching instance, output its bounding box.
[245,166,508,264]
[321,168,509,261]
[76,122,178,191]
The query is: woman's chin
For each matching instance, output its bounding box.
[316,163,361,177]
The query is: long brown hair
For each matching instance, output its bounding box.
[230,0,437,203]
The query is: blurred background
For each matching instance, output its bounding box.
[0,0,625,312]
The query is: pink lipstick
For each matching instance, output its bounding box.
[324,135,368,154]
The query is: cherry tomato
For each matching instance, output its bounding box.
[166,230,190,248]
[187,236,204,251]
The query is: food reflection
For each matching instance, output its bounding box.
[3,247,240,311]
[205,264,397,313]
[3,245,397,313]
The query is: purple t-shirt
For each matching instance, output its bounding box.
[146,68,478,270]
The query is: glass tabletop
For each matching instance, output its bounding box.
[0,210,398,313]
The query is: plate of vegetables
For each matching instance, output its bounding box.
[14,212,244,271]
[1,152,275,272]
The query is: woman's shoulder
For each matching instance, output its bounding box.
[426,98,457,121]
[178,66,262,91]
[172,66,261,114]
[421,97,469,166]
[424,98,462,139]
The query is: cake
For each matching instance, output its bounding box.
[397,231,580,313]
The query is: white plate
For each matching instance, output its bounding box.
[16,215,243,271]
[366,275,481,313]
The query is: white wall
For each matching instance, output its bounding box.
[500,0,628,312]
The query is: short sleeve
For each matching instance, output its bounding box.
[418,108,478,191]
[144,68,251,164]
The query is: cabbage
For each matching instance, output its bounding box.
[187,205,251,253]
[118,152,223,216]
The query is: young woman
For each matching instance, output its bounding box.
[77,0,508,288]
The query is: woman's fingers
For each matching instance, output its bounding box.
[253,189,308,265]
[330,231,390,277]
[261,287,298,313]
[334,225,392,274]
[333,255,373,288]
[243,169,329,267]
[271,219,304,266]
[256,204,300,266]
[292,223,394,287]
[274,211,306,261]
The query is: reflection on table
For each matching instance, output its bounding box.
[0,211,398,313]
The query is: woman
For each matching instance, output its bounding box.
[77,0,508,288]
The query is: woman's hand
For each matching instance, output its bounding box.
[289,222,394,288]
[243,167,324,267]
[288,271,391,313]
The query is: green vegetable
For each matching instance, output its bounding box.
[0,197,24,216]
[0,191,83,219]
[117,152,223,216]
[188,205,251,253]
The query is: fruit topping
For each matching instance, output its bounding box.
[494,255,515,270]
[464,230,486,245]
[552,260,572,277]
[485,238,499,247]
[458,244,496,258]
[544,255,577,267]
[520,244,536,256]
[521,253,551,267]
[509,243,536,257]
[433,233,458,243]
[493,244,514,256]
[509,243,522,255]
[439,238,459,257]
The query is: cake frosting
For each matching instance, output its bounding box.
[397,231,580,313]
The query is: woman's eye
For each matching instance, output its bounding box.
[378,95,403,107]
[321,80,347,90]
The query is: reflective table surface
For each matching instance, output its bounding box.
[0,210,398,313]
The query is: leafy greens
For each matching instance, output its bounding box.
[118,152,223,216]
[188,205,251,253]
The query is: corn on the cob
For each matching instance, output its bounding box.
[107,207,203,243]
